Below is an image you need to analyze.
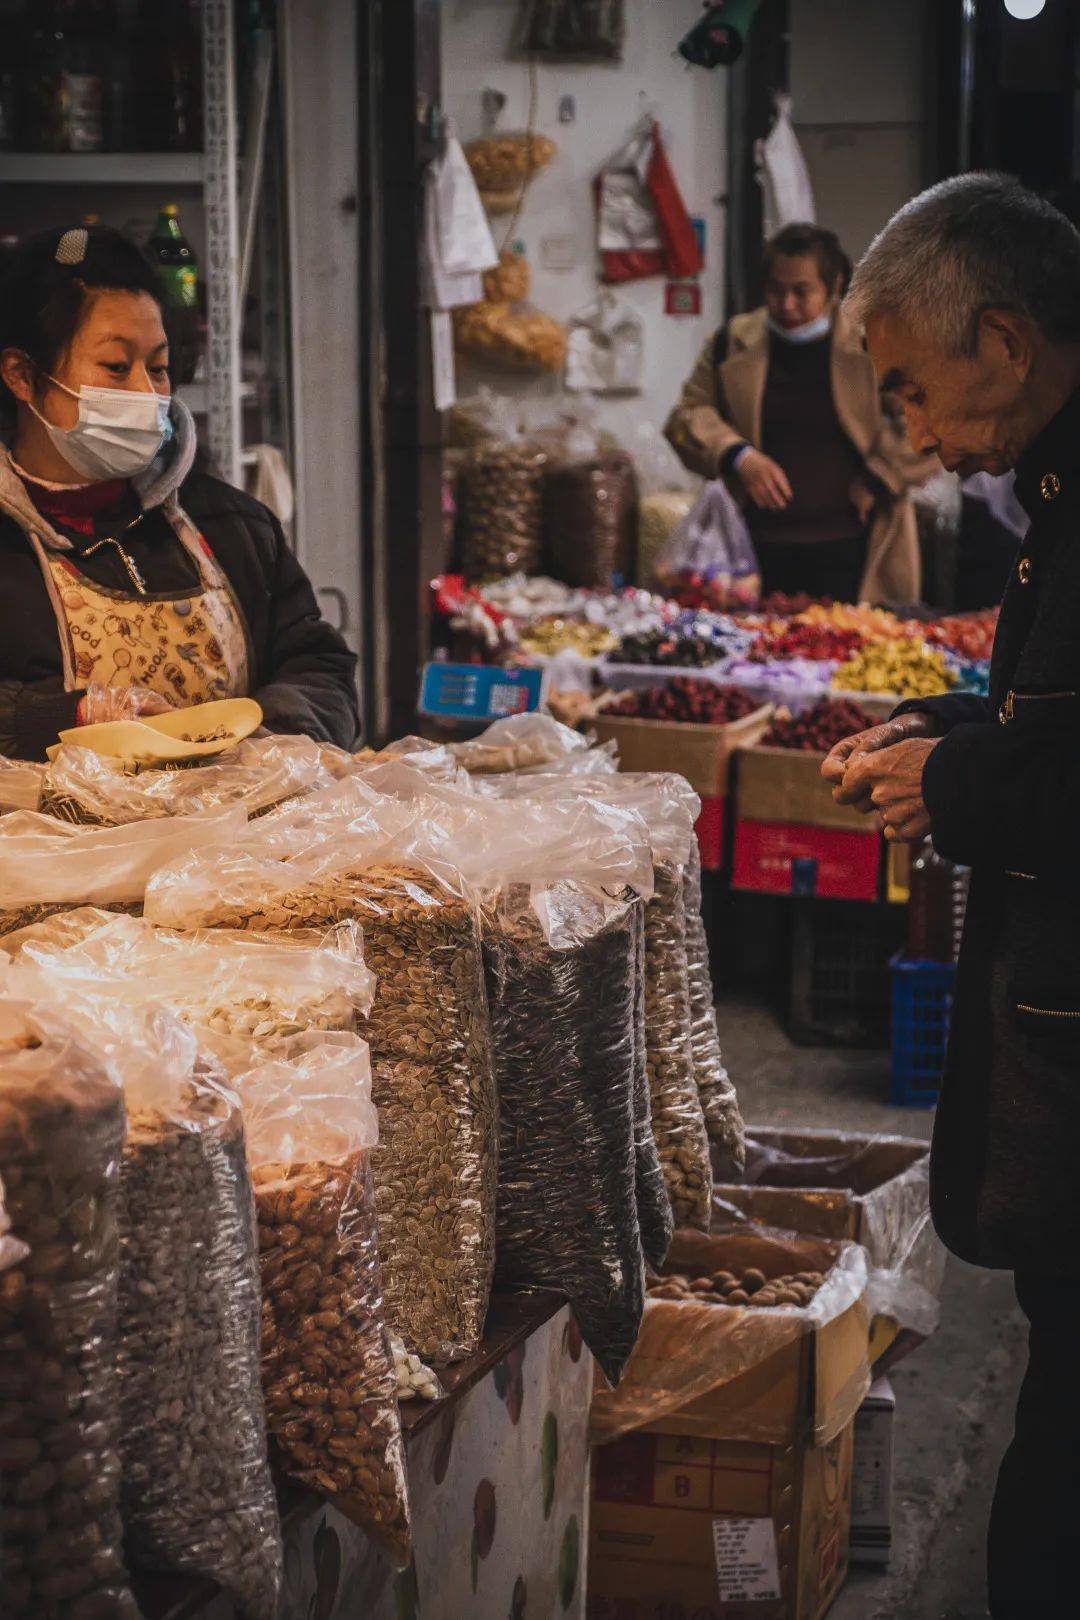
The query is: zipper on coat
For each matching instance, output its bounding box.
[999,688,1076,724]
[1016,1002,1080,1020]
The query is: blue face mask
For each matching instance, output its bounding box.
[29,377,173,482]
[768,313,833,345]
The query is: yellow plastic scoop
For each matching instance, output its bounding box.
[53,697,263,765]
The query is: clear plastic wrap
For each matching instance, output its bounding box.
[40,734,333,825]
[238,1034,411,1566]
[0,1002,140,1620]
[0,802,246,935]
[631,899,674,1271]
[447,712,597,775]
[682,837,745,1176]
[146,823,498,1368]
[590,1229,870,1446]
[0,758,45,813]
[458,439,547,579]
[484,882,644,1386]
[715,1128,946,1341]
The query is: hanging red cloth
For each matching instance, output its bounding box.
[595,120,703,285]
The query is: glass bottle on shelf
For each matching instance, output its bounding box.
[906,840,970,964]
[130,0,203,152]
[22,1,66,152]
[0,0,24,150]
[148,204,198,307]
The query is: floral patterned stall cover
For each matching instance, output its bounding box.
[281,1304,591,1620]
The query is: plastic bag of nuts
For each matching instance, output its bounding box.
[0,1002,140,1620]
[458,440,547,579]
[543,453,639,589]
[114,1016,283,1615]
[631,899,674,1272]
[483,882,644,1385]
[238,1032,412,1566]
[682,839,745,1178]
[146,824,499,1370]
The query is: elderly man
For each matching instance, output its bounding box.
[823,172,1080,1618]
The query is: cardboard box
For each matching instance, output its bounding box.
[735,747,870,834]
[589,1422,854,1620]
[732,820,882,901]
[851,1377,896,1565]
[697,794,726,872]
[590,705,774,800]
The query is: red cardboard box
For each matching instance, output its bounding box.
[697,794,725,872]
[732,820,882,901]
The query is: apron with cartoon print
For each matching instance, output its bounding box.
[43,505,251,704]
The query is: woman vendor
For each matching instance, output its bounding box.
[0,224,359,760]
[665,223,934,605]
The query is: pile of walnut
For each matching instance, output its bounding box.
[647,1266,825,1308]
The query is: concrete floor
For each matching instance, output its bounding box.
[717,992,1028,1620]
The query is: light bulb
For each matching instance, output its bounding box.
[1003,0,1046,18]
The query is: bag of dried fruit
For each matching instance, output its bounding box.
[0,998,141,1620]
[234,1032,413,1566]
[40,733,334,826]
[0,801,247,936]
[144,781,499,1369]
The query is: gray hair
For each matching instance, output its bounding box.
[845,172,1080,356]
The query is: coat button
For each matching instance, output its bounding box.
[1018,556,1033,585]
[1041,472,1061,501]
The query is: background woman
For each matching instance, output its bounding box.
[0,224,358,759]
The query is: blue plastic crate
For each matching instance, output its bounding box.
[890,954,956,1106]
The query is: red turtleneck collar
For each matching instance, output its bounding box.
[17,473,129,538]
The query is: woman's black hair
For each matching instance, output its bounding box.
[763,222,853,296]
[0,224,167,432]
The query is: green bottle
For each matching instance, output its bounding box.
[148,204,198,309]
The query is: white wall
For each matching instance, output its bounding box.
[441,0,728,444]
[789,0,930,262]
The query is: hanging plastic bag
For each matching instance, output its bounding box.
[596,120,703,285]
[683,838,745,1175]
[565,291,645,394]
[653,478,762,609]
[757,93,815,235]
[0,1000,140,1620]
[422,131,498,311]
[516,0,626,61]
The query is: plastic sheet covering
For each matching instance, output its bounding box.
[447,712,596,774]
[0,802,247,935]
[716,1128,945,1340]
[237,1033,412,1566]
[0,1001,140,1620]
[590,1229,869,1446]
[683,838,744,1175]
[0,757,44,813]
[5,908,375,1050]
[113,1018,282,1614]
[631,899,674,1271]
[145,802,498,1368]
[40,734,334,825]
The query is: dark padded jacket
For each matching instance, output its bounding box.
[896,387,1080,1271]
[0,402,358,759]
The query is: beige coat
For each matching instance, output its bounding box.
[664,306,936,604]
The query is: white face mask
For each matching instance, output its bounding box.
[29,375,173,482]
[768,312,833,345]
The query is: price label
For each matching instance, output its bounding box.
[712,1516,781,1603]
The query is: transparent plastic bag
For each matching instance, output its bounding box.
[683,839,745,1176]
[448,711,596,775]
[114,1019,282,1615]
[458,437,548,579]
[41,734,333,826]
[146,819,498,1368]
[0,802,246,935]
[0,758,45,814]
[0,1002,140,1620]
[484,882,644,1386]
[543,453,639,589]
[590,1230,870,1446]
[715,1128,945,1340]
[238,1034,411,1566]
[653,478,761,608]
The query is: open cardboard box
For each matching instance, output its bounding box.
[589,1230,868,1620]
[590,703,773,799]
[712,1128,945,1370]
[731,745,882,900]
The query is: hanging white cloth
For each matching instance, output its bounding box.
[421,130,498,311]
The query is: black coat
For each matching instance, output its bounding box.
[0,469,359,759]
[899,386,1080,1271]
